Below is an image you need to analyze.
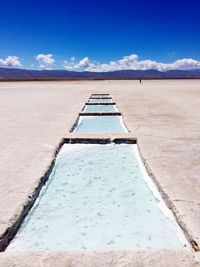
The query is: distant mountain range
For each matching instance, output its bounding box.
[1,67,200,80]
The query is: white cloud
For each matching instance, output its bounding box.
[35,54,55,69]
[64,56,93,70]
[63,54,200,72]
[0,56,21,67]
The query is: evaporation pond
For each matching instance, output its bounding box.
[73,116,127,133]
[91,94,109,97]
[8,144,188,251]
[84,104,118,112]
[89,98,112,103]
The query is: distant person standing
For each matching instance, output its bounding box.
[139,79,142,84]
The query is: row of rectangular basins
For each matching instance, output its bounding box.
[6,94,190,252]
[71,94,128,133]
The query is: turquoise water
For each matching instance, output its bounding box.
[91,94,110,97]
[74,116,127,133]
[90,96,110,99]
[89,98,112,103]
[8,144,188,251]
[83,105,118,113]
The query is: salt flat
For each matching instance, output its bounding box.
[0,80,200,266]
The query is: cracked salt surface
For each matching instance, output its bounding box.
[8,144,189,251]
[74,116,128,133]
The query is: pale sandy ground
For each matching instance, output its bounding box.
[0,80,200,266]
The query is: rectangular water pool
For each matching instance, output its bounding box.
[83,104,118,113]
[89,98,113,103]
[73,116,128,133]
[8,143,188,251]
[90,97,112,100]
[91,94,110,97]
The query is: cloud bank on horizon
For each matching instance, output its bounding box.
[1,54,200,72]
[64,54,200,72]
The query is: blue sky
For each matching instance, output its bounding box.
[0,0,200,71]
